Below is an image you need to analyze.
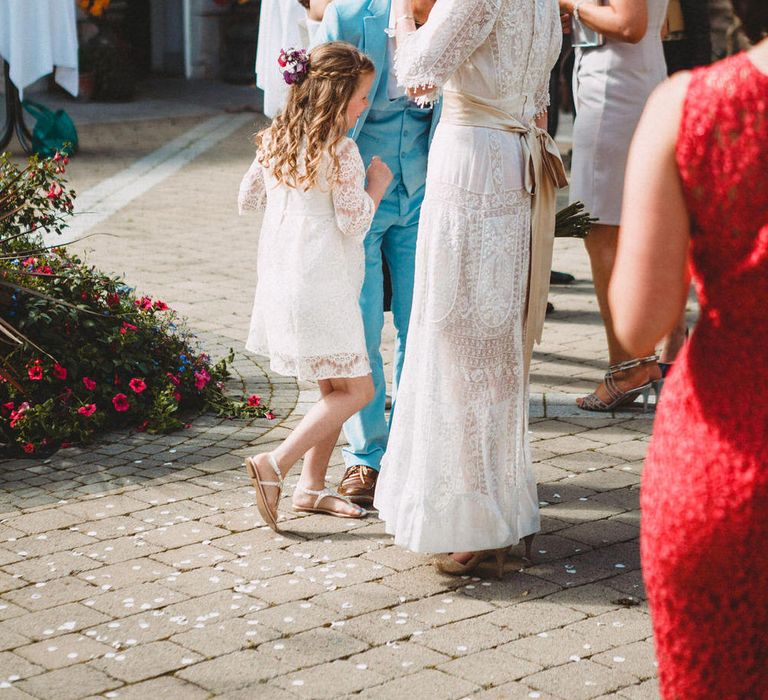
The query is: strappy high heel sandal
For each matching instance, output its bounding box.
[245,453,283,532]
[578,355,664,413]
[292,484,367,519]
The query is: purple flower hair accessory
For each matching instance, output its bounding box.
[278,48,309,86]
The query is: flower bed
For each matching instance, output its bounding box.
[1,151,270,456]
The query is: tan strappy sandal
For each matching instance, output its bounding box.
[245,453,283,532]
[292,484,367,519]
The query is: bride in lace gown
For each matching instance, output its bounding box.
[374,0,564,562]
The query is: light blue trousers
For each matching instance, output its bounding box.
[342,183,422,471]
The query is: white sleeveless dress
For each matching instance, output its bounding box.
[374,0,562,553]
[238,136,374,381]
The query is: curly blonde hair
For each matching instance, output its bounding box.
[256,42,375,190]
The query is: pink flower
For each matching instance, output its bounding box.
[134,296,153,311]
[22,442,35,454]
[52,363,67,380]
[46,184,62,200]
[9,402,30,428]
[112,393,130,412]
[265,411,275,421]
[82,376,97,391]
[166,372,180,386]
[27,361,43,381]
[120,322,138,335]
[247,394,261,407]
[173,391,182,402]
[194,369,210,390]
[153,300,169,311]
[1,401,14,416]
[128,378,147,394]
[105,292,120,307]
[78,404,97,417]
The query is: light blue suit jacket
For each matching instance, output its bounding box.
[312,0,441,147]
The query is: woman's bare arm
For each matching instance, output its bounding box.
[559,0,648,43]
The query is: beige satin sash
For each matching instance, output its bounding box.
[441,91,568,375]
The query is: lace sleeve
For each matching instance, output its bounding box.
[331,138,375,239]
[535,80,550,120]
[238,155,267,214]
[395,0,501,106]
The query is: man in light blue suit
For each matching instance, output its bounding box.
[313,0,439,505]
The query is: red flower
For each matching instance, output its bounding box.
[128,378,147,394]
[82,376,97,391]
[105,292,120,307]
[9,402,30,428]
[173,391,182,402]
[78,404,97,417]
[136,420,149,433]
[60,441,72,449]
[120,322,138,335]
[247,394,262,407]
[1,401,14,416]
[112,393,130,412]
[166,372,180,386]
[27,361,43,381]
[53,363,67,380]
[22,442,35,454]
[194,369,211,390]
[265,411,275,421]
[134,296,153,311]
[153,300,169,311]
[80,291,89,301]
[46,184,62,200]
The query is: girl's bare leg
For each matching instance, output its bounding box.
[249,375,374,515]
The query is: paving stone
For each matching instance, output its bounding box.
[61,495,150,521]
[0,600,28,622]
[258,626,368,670]
[68,516,154,541]
[213,685,296,700]
[200,507,265,533]
[357,668,479,700]
[471,681,563,698]
[438,648,542,688]
[208,528,294,558]
[272,659,387,698]
[0,571,29,594]
[541,582,633,616]
[247,599,337,635]
[310,581,403,619]
[0,684,38,699]
[15,633,113,670]
[77,557,178,590]
[483,600,587,638]
[160,566,243,597]
[378,565,459,599]
[302,556,396,590]
[559,519,639,548]
[245,571,328,606]
[78,535,163,566]
[604,570,647,601]
[565,609,652,650]
[87,582,187,618]
[457,571,561,607]
[4,578,99,612]
[135,500,217,527]
[176,650,294,691]
[91,639,202,682]
[17,663,120,700]
[3,510,83,536]
[524,659,638,700]
[363,546,428,572]
[549,451,627,473]
[170,615,281,656]
[90,675,211,700]
[619,678,661,699]
[0,651,43,683]
[3,602,109,642]
[499,627,612,667]
[6,530,96,559]
[393,593,495,628]
[342,607,432,647]
[150,541,235,571]
[526,541,640,588]
[414,618,517,658]
[347,642,450,681]
[592,640,658,681]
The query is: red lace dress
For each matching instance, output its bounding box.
[641,53,768,699]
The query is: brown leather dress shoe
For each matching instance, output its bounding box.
[338,465,378,506]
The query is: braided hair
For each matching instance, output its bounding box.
[256,42,375,190]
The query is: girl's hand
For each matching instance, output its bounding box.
[367,156,393,190]
[561,12,571,33]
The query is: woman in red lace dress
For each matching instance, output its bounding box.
[609,2,768,696]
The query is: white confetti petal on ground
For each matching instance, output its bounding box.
[613,656,626,663]
[292,680,304,686]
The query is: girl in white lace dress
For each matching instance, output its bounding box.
[374,0,564,575]
[239,43,393,529]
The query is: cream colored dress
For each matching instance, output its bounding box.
[374,0,562,554]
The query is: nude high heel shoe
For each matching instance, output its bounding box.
[434,548,511,580]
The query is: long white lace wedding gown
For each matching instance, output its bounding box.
[374,0,562,553]
[238,136,374,381]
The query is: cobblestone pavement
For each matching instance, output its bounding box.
[0,82,696,699]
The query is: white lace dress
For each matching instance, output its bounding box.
[374,0,562,553]
[238,136,374,380]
